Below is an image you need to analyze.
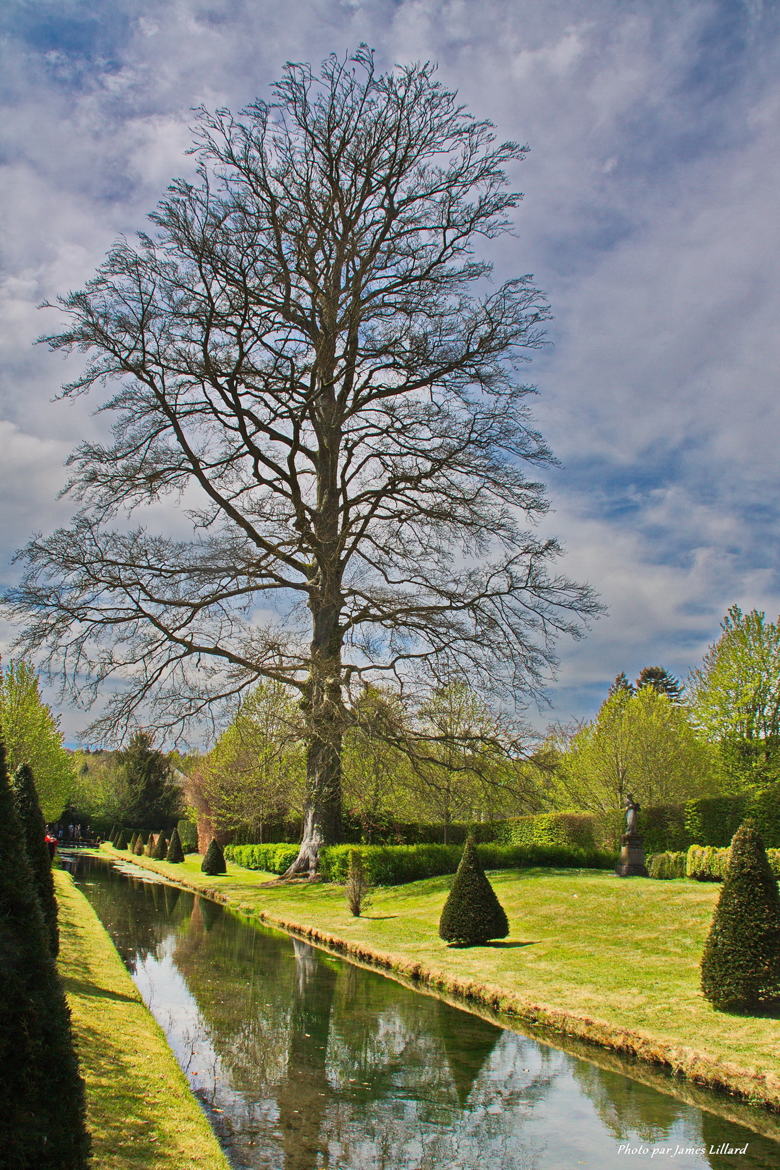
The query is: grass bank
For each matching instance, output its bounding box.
[55,870,231,1170]
[99,846,780,1116]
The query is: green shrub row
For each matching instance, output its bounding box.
[647,844,780,881]
[646,851,688,879]
[224,841,615,884]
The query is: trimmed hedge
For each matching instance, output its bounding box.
[439,837,509,945]
[495,810,599,851]
[224,840,615,884]
[647,851,687,880]
[686,844,780,882]
[176,820,198,853]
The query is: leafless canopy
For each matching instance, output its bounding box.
[8,48,598,864]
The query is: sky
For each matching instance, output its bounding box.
[1,0,779,744]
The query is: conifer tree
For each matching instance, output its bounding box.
[439,836,509,946]
[701,820,780,1011]
[166,826,184,863]
[0,741,90,1167]
[201,839,226,875]
[12,763,59,956]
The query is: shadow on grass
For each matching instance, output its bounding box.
[359,914,399,920]
[445,940,540,950]
[61,976,139,1005]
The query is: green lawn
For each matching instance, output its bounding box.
[101,844,780,1111]
[55,871,231,1170]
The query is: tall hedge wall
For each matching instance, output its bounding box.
[224,841,615,884]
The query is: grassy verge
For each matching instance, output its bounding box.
[99,845,780,1115]
[55,870,231,1170]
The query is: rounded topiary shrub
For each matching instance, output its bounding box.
[167,826,185,863]
[0,742,90,1168]
[12,764,59,957]
[700,819,780,1012]
[201,839,226,875]
[152,833,168,860]
[439,836,509,946]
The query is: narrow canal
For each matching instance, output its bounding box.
[67,854,779,1170]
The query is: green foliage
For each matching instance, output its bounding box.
[115,828,129,850]
[686,844,780,882]
[0,741,90,1167]
[225,840,615,884]
[12,763,59,956]
[439,837,509,945]
[199,681,305,840]
[646,851,687,880]
[635,666,683,702]
[133,833,146,856]
[166,826,185,863]
[556,688,720,813]
[201,839,226,875]
[176,819,198,853]
[152,832,168,860]
[496,810,597,850]
[700,821,780,1011]
[345,850,372,916]
[684,794,749,848]
[117,732,182,830]
[690,606,780,791]
[0,660,75,820]
[638,804,690,854]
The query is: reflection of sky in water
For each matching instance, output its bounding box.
[74,859,778,1170]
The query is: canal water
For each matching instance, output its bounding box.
[67,854,779,1170]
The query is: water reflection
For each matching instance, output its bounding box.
[70,856,779,1170]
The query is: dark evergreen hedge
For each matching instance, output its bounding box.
[12,764,59,957]
[0,743,90,1168]
[166,827,184,863]
[201,839,226,875]
[700,820,780,1012]
[439,837,509,946]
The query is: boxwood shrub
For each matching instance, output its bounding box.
[225,841,615,884]
[647,851,688,879]
[686,843,780,881]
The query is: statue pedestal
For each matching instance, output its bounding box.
[615,833,648,877]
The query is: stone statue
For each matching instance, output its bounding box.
[616,792,647,877]
[624,793,640,835]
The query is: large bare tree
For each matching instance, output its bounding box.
[7,49,598,874]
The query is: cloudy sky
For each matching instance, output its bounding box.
[1,0,778,743]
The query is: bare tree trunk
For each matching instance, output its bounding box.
[282,592,345,877]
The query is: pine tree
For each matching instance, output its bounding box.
[439,836,509,946]
[166,826,184,863]
[12,763,59,956]
[701,820,780,1011]
[607,672,635,699]
[0,741,90,1167]
[635,665,683,702]
[201,839,226,875]
[152,833,168,860]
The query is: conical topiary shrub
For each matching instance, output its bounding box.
[0,742,90,1167]
[201,838,226,875]
[12,763,59,957]
[127,832,137,853]
[701,819,780,1012]
[152,833,168,860]
[133,833,146,856]
[116,828,129,850]
[167,826,184,863]
[439,836,509,946]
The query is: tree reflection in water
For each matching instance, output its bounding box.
[71,858,780,1170]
